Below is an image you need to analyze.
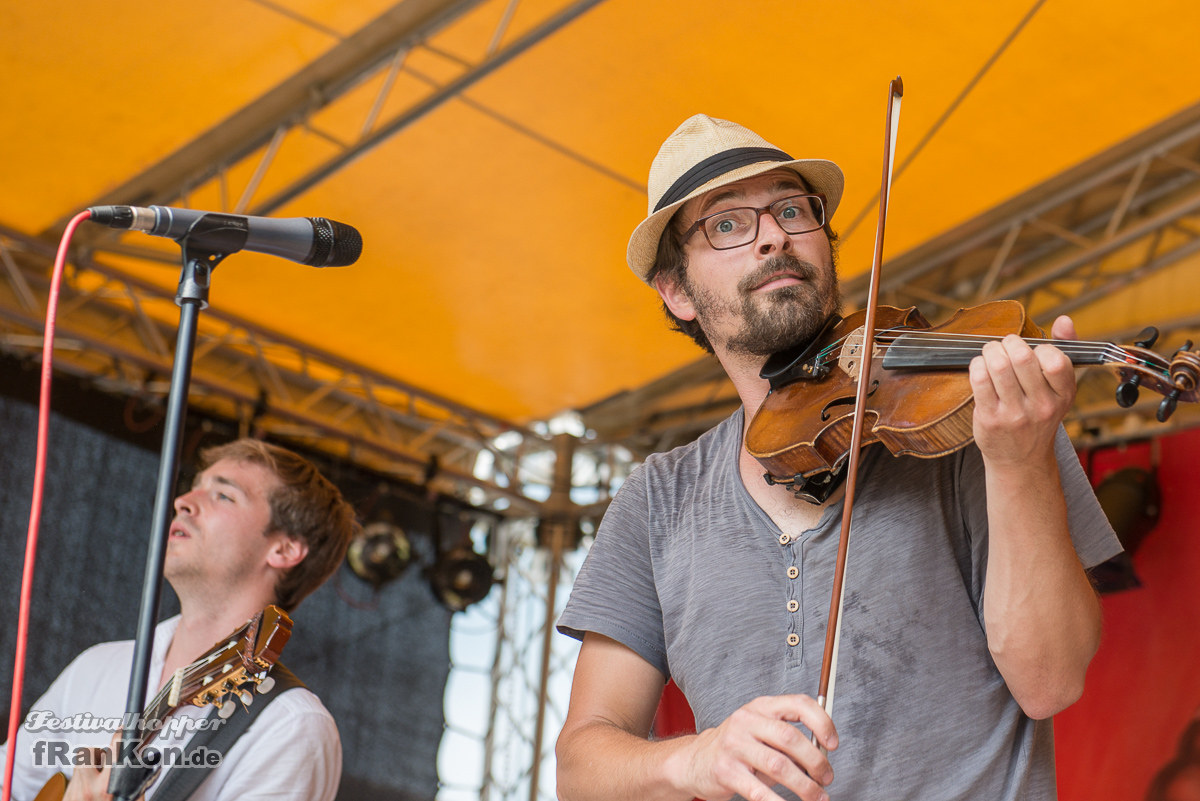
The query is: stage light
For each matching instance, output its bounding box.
[428,545,494,612]
[1095,466,1160,555]
[1090,465,1161,594]
[347,521,413,587]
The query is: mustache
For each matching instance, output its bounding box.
[737,254,818,293]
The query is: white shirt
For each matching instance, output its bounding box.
[1,617,341,801]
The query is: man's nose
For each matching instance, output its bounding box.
[173,489,197,516]
[756,209,792,256]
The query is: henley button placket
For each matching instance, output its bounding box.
[781,532,803,662]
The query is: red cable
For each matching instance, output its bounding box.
[3,210,92,801]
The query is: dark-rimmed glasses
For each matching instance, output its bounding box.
[682,193,826,251]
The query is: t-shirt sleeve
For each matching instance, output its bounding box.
[958,427,1123,572]
[1053,427,1123,569]
[556,464,670,677]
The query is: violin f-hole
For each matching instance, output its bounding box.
[820,380,879,421]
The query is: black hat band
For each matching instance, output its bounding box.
[654,147,793,212]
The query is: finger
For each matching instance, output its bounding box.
[748,698,837,790]
[1050,315,1077,341]
[744,741,832,801]
[753,694,839,751]
[976,338,1027,407]
[1033,344,1077,401]
[969,354,999,412]
[758,719,834,790]
[1001,334,1061,399]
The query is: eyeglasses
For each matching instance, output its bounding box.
[682,193,826,251]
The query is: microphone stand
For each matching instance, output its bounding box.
[108,217,249,801]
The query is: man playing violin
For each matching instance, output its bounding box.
[2,438,358,801]
[556,115,1122,801]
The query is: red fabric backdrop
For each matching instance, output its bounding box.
[651,428,1200,800]
[1058,427,1200,801]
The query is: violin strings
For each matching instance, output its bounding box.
[880,331,1158,368]
[808,329,1164,372]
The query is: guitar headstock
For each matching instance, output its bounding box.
[165,605,293,717]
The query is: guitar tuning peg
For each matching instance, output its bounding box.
[1134,326,1159,349]
[218,699,237,719]
[256,676,276,695]
[239,689,254,706]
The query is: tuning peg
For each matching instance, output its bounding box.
[1175,339,1194,357]
[1116,328,1162,407]
[239,689,254,706]
[1115,378,1141,408]
[1157,390,1180,422]
[256,676,276,695]
[1134,327,1160,349]
[218,699,236,719]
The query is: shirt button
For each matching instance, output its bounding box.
[787,566,799,579]
[787,633,800,647]
[787,600,799,612]
[778,533,791,546]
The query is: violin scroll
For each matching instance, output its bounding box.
[1158,341,1200,422]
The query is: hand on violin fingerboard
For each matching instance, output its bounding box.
[968,315,1078,469]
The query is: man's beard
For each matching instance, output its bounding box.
[683,253,841,356]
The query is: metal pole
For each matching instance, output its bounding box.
[528,434,574,801]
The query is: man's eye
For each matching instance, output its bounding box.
[779,204,801,220]
[714,218,737,234]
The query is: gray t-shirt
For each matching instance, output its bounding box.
[558,409,1121,801]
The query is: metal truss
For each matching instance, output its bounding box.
[860,103,1200,328]
[581,98,1200,456]
[60,0,612,242]
[0,220,543,510]
[431,430,625,801]
[466,520,581,801]
[437,457,612,801]
[2,0,616,515]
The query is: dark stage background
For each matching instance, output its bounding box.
[0,357,454,801]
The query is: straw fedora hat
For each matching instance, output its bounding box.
[626,114,844,283]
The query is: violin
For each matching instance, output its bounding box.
[796,76,1200,736]
[745,298,1200,494]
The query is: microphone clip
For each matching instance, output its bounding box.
[175,214,250,308]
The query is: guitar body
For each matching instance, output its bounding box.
[32,771,66,801]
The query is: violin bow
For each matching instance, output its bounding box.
[815,76,904,732]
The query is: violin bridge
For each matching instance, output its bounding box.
[839,326,881,381]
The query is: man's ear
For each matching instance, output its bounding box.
[267,534,309,571]
[654,273,697,321]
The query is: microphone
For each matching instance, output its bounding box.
[87,205,362,267]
